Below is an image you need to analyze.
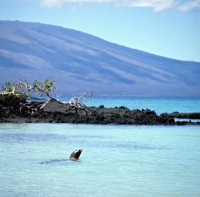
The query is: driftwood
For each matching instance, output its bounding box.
[19,100,50,115]
[68,91,93,115]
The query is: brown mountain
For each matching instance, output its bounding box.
[0,20,200,96]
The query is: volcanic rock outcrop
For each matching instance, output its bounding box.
[1,99,199,125]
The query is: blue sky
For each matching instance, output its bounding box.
[1,0,200,62]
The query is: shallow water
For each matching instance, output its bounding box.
[0,123,200,197]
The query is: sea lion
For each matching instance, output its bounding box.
[69,149,83,161]
[40,149,83,164]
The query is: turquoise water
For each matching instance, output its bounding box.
[1,97,200,197]
[59,96,200,114]
[0,124,200,197]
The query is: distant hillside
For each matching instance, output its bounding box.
[0,20,200,96]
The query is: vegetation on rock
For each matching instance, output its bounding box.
[1,79,56,99]
[0,79,92,116]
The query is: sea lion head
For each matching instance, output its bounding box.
[69,149,83,161]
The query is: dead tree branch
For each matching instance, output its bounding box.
[68,90,93,115]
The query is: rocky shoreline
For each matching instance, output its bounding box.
[0,99,200,125]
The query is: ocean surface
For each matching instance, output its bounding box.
[0,97,200,197]
[59,96,200,114]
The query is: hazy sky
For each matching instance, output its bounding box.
[1,0,200,62]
